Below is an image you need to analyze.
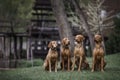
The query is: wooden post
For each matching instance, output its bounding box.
[13,36,17,59]
[17,36,23,59]
[9,36,12,57]
[13,36,19,68]
[4,36,10,68]
[19,37,23,58]
[27,38,31,60]
[30,38,33,67]
[3,36,6,54]
[0,37,4,58]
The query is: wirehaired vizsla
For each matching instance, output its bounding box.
[60,38,72,71]
[43,41,58,72]
[91,34,106,72]
[72,35,89,71]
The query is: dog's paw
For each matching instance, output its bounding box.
[71,68,74,71]
[91,69,94,72]
[78,69,81,72]
[101,69,104,72]
[67,69,70,72]
[55,70,57,72]
[49,70,52,72]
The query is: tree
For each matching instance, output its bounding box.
[84,0,115,54]
[84,0,114,33]
[105,17,120,54]
[0,0,34,67]
[71,0,94,56]
[0,0,33,20]
[69,0,115,55]
[51,0,74,53]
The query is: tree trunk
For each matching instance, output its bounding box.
[51,0,74,53]
[71,0,94,56]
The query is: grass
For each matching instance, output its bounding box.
[0,53,120,80]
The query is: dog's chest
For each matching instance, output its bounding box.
[75,46,84,55]
[94,47,104,55]
[50,52,58,61]
[51,52,58,58]
[62,48,70,56]
[76,46,83,51]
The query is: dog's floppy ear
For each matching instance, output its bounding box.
[61,38,65,45]
[75,35,80,41]
[94,34,102,42]
[77,35,85,41]
[48,41,52,48]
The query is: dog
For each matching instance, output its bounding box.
[60,38,72,71]
[43,41,58,72]
[91,34,106,72]
[72,35,89,71]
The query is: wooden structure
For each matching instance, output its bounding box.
[30,0,60,59]
[0,0,81,62]
[0,20,29,68]
[30,0,82,59]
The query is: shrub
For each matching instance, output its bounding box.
[105,18,120,54]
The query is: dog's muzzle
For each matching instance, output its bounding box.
[51,47,57,51]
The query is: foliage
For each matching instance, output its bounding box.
[0,53,120,80]
[105,18,120,54]
[0,0,34,33]
[0,0,34,20]
[84,0,114,34]
[68,0,114,34]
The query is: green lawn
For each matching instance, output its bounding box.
[0,53,120,80]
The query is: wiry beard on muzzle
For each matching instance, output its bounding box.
[63,44,69,49]
[76,40,82,43]
[95,39,101,43]
[51,47,57,50]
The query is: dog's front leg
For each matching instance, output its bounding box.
[101,57,104,72]
[91,57,95,72]
[62,57,65,71]
[68,56,70,71]
[72,56,76,71]
[78,56,82,72]
[55,60,57,72]
[49,59,51,72]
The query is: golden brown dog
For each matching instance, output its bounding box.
[91,34,106,72]
[72,35,89,71]
[43,41,58,72]
[60,38,72,71]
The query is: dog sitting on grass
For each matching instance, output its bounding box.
[72,35,89,71]
[91,34,106,72]
[43,41,58,72]
[60,38,72,71]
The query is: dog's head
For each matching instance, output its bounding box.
[94,34,102,43]
[48,41,57,50]
[61,38,70,46]
[75,35,85,43]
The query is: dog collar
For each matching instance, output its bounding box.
[76,43,82,48]
[62,45,69,49]
[51,47,57,51]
